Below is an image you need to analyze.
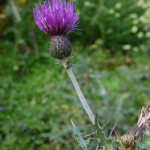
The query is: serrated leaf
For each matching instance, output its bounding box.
[94,114,114,150]
[71,120,89,150]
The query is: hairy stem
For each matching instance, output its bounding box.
[61,58,113,149]
[61,59,95,123]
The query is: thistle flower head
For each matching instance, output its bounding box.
[121,102,150,148]
[33,0,79,36]
[33,0,81,59]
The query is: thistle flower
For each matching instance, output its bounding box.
[33,0,80,59]
[121,102,150,148]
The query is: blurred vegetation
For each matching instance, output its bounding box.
[0,0,150,149]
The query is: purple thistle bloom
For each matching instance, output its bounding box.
[33,0,80,36]
[33,0,81,59]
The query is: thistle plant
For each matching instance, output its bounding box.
[33,0,150,149]
[33,0,94,123]
[33,0,112,149]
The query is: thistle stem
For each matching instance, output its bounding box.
[61,59,113,149]
[61,59,95,124]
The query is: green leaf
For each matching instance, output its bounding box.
[94,114,114,150]
[71,120,90,150]
[136,124,150,149]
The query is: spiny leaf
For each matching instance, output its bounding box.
[71,120,90,150]
[94,114,114,150]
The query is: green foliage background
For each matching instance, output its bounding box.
[0,0,150,149]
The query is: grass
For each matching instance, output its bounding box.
[0,44,150,149]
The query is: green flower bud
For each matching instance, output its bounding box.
[49,35,72,59]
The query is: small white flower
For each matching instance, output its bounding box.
[84,1,91,7]
[31,98,36,105]
[133,19,139,25]
[100,85,106,96]
[115,13,120,18]
[139,16,147,23]
[133,47,139,52]
[122,44,131,50]
[84,1,95,7]
[109,9,115,14]
[137,0,144,6]
[129,13,137,19]
[137,32,144,39]
[131,26,138,33]
[146,31,150,38]
[144,65,149,71]
[115,3,122,9]
[107,28,113,34]
[145,9,150,17]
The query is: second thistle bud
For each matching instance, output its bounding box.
[49,35,72,59]
[120,103,150,148]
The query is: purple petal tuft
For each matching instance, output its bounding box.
[33,0,80,36]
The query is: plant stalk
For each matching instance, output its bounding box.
[61,59,113,149]
[61,59,95,124]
